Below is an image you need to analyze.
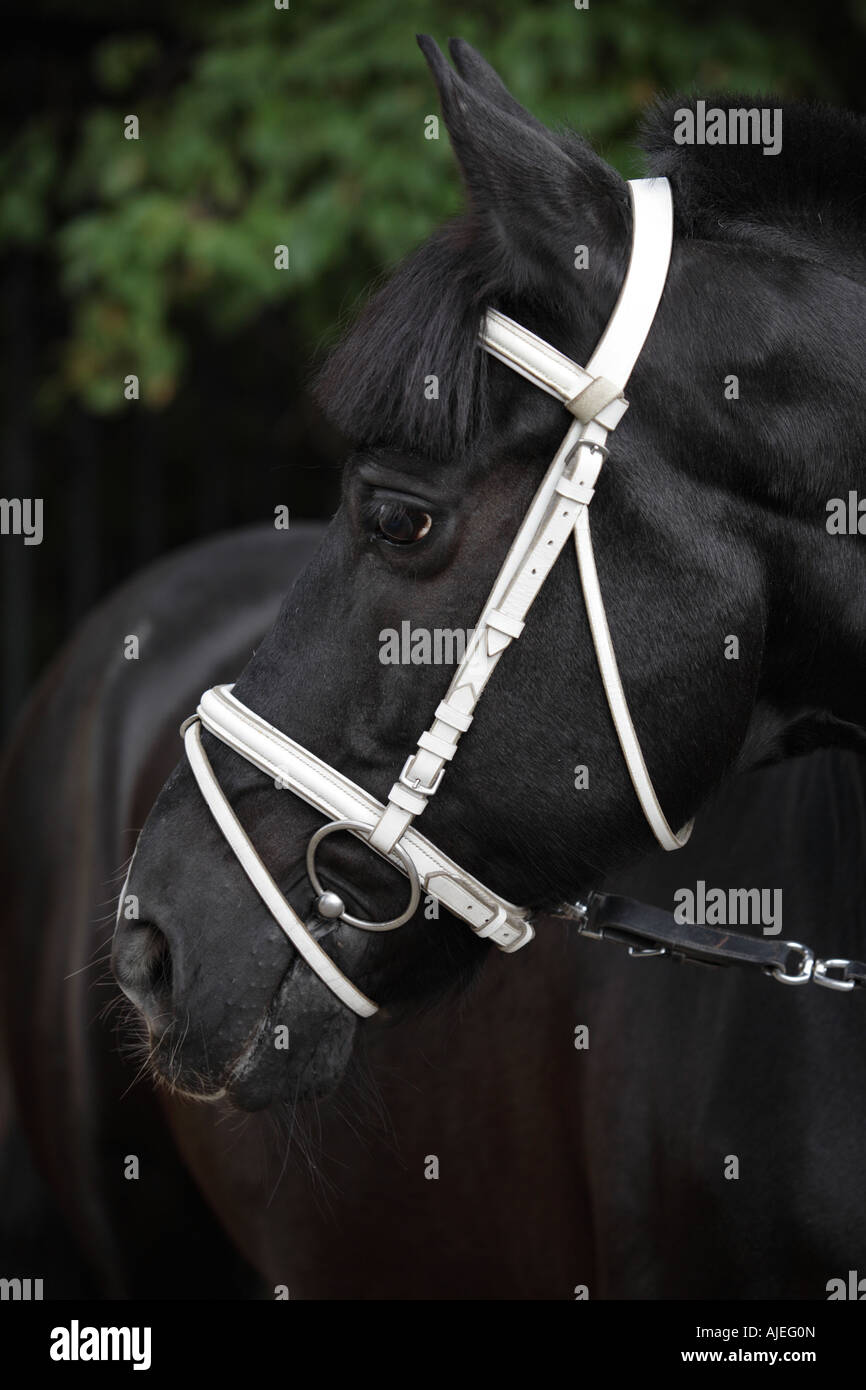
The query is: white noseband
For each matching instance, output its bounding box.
[181,177,693,1017]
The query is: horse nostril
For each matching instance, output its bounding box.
[112,919,175,1036]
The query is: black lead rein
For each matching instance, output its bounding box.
[550,894,866,993]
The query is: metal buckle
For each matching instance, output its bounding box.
[628,944,667,958]
[397,756,445,798]
[566,439,609,464]
[770,941,815,986]
[813,958,856,993]
[569,899,606,939]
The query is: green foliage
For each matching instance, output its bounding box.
[2,0,858,413]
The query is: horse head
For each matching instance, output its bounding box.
[112,38,866,1109]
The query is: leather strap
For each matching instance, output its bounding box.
[481,310,629,430]
[574,507,693,850]
[191,684,533,941]
[553,892,865,992]
[368,178,686,858]
[577,892,797,972]
[566,376,624,424]
[184,720,379,1017]
[367,429,604,855]
[181,179,692,1018]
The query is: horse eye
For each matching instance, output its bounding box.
[375,501,433,545]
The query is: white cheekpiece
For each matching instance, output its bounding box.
[181,177,693,1017]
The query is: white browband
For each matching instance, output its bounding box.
[181,177,693,1017]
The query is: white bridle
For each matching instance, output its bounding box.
[181,177,693,1018]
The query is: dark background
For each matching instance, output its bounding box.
[2,0,863,734]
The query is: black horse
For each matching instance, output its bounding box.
[3,38,865,1298]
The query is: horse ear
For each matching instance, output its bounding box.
[416,36,625,281]
[445,37,552,136]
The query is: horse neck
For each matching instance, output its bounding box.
[741,266,866,728]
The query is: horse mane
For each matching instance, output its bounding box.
[312,95,866,459]
[640,95,866,280]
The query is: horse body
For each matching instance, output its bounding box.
[2,522,597,1299]
[2,520,865,1298]
[3,39,866,1297]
